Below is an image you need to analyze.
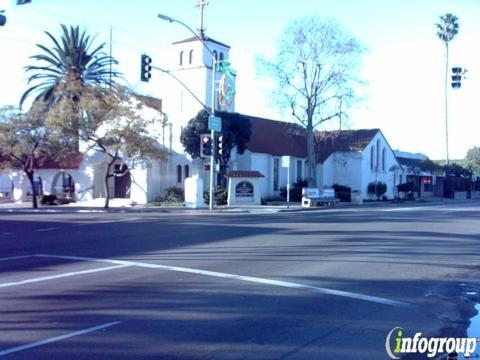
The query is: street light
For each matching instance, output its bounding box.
[158,13,217,211]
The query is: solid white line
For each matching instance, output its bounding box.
[38,254,409,307]
[35,254,130,266]
[73,217,140,226]
[0,321,121,356]
[0,264,131,289]
[0,255,34,262]
[36,227,61,232]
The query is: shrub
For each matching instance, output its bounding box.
[164,187,184,203]
[367,181,387,199]
[40,194,57,205]
[332,184,351,202]
[280,180,308,202]
[204,186,228,205]
[151,187,184,206]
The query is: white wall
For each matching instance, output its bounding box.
[360,132,399,199]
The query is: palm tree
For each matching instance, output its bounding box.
[20,24,119,108]
[436,13,459,165]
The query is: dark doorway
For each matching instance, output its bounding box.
[114,164,131,198]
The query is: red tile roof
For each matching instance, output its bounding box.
[134,95,162,112]
[226,171,265,178]
[315,129,380,163]
[244,115,379,163]
[244,116,308,158]
[0,152,83,170]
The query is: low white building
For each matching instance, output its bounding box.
[232,116,402,200]
[0,95,193,205]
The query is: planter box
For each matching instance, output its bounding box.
[471,191,480,199]
[453,191,467,200]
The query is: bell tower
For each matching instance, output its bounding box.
[158,0,233,153]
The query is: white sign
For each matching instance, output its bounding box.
[281,156,290,167]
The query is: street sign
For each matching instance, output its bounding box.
[208,115,222,132]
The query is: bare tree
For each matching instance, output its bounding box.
[259,16,364,186]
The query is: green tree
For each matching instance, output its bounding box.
[20,24,119,108]
[465,147,480,175]
[258,16,364,186]
[47,86,167,208]
[436,13,459,165]
[0,104,67,209]
[180,109,251,186]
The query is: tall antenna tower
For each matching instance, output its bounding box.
[195,0,209,38]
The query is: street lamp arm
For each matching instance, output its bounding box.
[153,65,212,115]
[157,13,215,58]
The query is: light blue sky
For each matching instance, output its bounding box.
[0,0,479,160]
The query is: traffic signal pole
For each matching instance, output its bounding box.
[209,57,216,211]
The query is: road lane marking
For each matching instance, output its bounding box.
[37,254,409,307]
[0,264,131,289]
[0,255,34,262]
[36,227,61,232]
[73,217,140,226]
[0,321,122,356]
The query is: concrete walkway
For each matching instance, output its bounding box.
[1,197,480,214]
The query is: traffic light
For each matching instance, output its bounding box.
[200,134,212,158]
[451,67,463,89]
[140,54,152,82]
[218,135,226,156]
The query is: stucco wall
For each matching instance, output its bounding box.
[360,132,399,199]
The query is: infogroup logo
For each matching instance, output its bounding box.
[385,327,478,359]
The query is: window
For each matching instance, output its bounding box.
[296,160,303,182]
[177,165,182,184]
[376,140,380,170]
[184,165,190,179]
[273,158,280,191]
[189,49,193,64]
[399,174,403,184]
[213,50,218,60]
[219,52,224,61]
[370,146,375,170]
[179,51,184,66]
[382,148,386,171]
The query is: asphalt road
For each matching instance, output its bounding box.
[0,202,479,359]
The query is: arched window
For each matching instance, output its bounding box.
[189,49,193,64]
[184,165,190,179]
[376,139,381,169]
[370,146,375,170]
[177,165,182,183]
[179,51,184,66]
[219,52,224,61]
[382,148,386,171]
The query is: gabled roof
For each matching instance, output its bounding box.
[172,35,231,49]
[244,116,307,158]
[396,156,443,173]
[0,151,83,170]
[315,129,380,163]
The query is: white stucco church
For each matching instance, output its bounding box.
[0,2,408,205]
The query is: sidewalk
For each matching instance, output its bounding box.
[1,197,479,214]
